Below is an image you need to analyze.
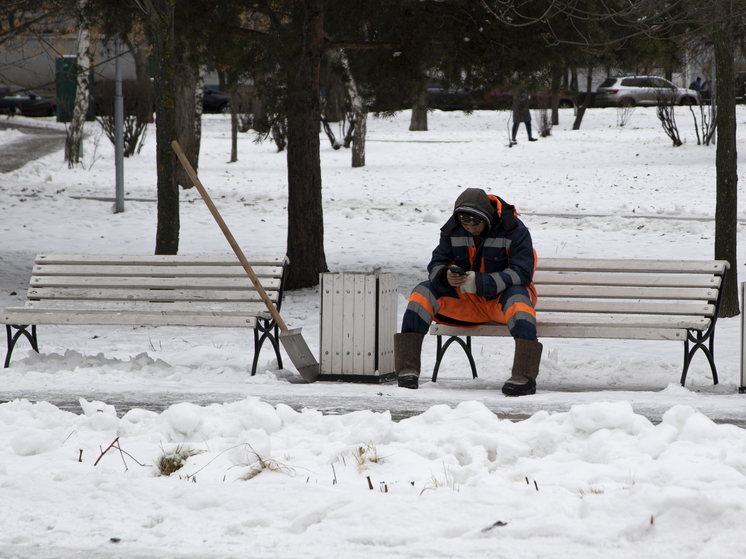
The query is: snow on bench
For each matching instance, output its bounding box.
[429,258,729,386]
[2,253,289,375]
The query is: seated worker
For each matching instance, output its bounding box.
[395,187,542,396]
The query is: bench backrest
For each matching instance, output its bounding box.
[25,254,288,315]
[533,258,728,317]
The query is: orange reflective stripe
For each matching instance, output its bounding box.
[409,291,435,317]
[504,301,536,320]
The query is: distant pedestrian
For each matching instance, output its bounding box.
[689,77,702,91]
[512,93,537,142]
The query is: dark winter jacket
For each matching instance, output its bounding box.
[512,94,531,123]
[428,188,537,300]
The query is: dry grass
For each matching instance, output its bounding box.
[157,445,199,476]
[420,464,459,495]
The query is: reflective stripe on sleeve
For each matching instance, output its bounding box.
[429,264,446,283]
[488,272,507,293]
[504,268,522,285]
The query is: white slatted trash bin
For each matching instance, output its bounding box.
[319,273,397,382]
[741,282,746,394]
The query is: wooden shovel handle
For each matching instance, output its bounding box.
[171,140,288,331]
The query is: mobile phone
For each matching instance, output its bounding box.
[448,265,466,275]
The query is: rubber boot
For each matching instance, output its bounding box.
[394,333,424,389]
[502,338,543,396]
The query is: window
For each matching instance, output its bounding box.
[621,78,641,87]
[651,78,672,89]
[599,78,618,88]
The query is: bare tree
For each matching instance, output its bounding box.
[655,88,683,146]
[64,0,92,168]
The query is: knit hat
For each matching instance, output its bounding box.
[453,188,494,231]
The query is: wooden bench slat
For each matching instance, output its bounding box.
[536,300,715,316]
[537,258,728,275]
[32,264,284,278]
[2,308,258,328]
[533,271,722,289]
[431,314,710,333]
[25,300,273,316]
[29,276,280,290]
[24,287,279,303]
[537,314,710,329]
[537,285,718,300]
[35,254,288,267]
[432,323,688,341]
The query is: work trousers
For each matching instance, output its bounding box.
[401,279,538,340]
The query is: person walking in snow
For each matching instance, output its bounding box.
[394,188,542,396]
[512,92,537,142]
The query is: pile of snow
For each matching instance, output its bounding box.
[2,397,746,557]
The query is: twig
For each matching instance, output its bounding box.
[94,437,120,466]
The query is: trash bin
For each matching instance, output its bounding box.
[741,282,746,394]
[56,56,95,123]
[319,273,397,382]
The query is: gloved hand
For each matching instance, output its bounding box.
[462,271,477,293]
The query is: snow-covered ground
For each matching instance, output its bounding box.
[1,106,746,558]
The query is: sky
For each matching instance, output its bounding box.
[1,104,746,558]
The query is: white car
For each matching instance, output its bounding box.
[595,76,700,107]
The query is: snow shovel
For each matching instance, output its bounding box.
[171,140,319,382]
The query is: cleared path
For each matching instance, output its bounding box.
[0,121,66,173]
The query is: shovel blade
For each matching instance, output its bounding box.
[280,328,319,382]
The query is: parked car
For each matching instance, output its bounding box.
[202,85,231,114]
[595,76,700,108]
[426,83,483,111]
[426,84,575,111]
[0,86,56,117]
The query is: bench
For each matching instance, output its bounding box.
[2,253,289,375]
[429,258,729,386]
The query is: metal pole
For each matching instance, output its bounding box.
[114,39,124,213]
[740,282,745,393]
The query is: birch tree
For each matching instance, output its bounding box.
[64,0,92,168]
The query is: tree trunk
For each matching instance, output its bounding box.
[229,74,238,162]
[65,0,91,168]
[145,0,178,255]
[572,64,593,130]
[285,0,328,289]
[352,110,367,167]
[409,91,428,131]
[550,64,562,126]
[714,23,740,317]
[194,67,205,160]
[340,50,367,167]
[174,61,197,189]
